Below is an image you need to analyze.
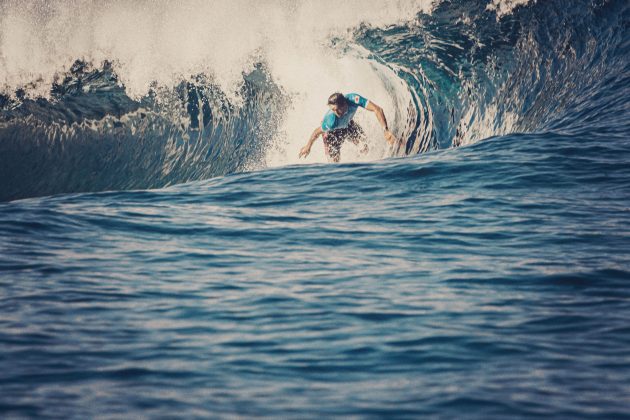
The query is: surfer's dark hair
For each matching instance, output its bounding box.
[327,92,347,107]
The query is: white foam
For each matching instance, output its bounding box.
[486,0,535,18]
[0,0,434,98]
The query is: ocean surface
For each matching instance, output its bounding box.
[1,0,629,418]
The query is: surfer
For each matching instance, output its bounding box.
[299,92,399,162]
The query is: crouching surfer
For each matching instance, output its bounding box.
[299,92,399,162]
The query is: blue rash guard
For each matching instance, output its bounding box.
[321,93,370,133]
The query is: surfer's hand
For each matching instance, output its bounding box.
[384,130,398,145]
[299,145,311,158]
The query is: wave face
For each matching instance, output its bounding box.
[1,0,628,201]
[0,62,284,200]
[360,0,629,148]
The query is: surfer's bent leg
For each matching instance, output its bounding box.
[323,131,343,162]
[347,120,368,154]
[346,120,366,145]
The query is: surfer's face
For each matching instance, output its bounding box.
[330,102,348,118]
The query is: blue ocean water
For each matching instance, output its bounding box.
[1,0,630,418]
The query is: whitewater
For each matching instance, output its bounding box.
[1,0,629,417]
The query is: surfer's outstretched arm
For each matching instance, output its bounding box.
[299,127,323,158]
[366,101,398,145]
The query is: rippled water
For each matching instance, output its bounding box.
[2,131,629,417]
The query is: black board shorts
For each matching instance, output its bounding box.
[322,120,365,162]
